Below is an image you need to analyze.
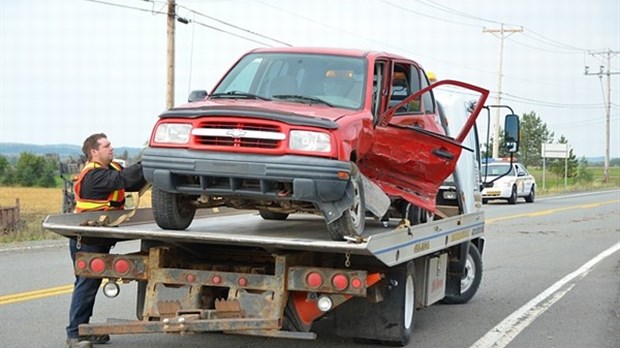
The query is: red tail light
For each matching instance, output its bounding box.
[113,259,130,275]
[90,258,105,274]
[332,274,348,290]
[306,272,323,288]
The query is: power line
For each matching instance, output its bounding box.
[176,4,292,46]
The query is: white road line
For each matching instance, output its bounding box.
[470,242,620,348]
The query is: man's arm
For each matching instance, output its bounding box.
[82,164,146,198]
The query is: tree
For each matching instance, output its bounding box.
[576,157,594,183]
[14,152,56,187]
[548,136,578,178]
[520,111,554,167]
[0,155,15,185]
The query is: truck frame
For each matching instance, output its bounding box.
[43,205,484,346]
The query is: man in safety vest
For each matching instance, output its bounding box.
[66,133,146,348]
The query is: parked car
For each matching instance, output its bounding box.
[481,161,536,204]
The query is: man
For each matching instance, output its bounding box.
[66,133,146,348]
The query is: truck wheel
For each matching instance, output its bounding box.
[507,185,518,204]
[326,166,365,241]
[333,262,416,346]
[152,187,196,230]
[258,210,289,220]
[405,203,432,225]
[381,261,416,346]
[442,242,482,304]
[525,185,535,203]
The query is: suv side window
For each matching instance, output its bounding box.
[419,69,435,114]
[389,63,421,114]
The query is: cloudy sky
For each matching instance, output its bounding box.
[1,0,618,158]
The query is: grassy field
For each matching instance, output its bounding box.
[0,166,618,243]
[0,186,151,243]
[527,166,620,194]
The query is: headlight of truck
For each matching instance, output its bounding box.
[289,131,331,152]
[153,123,192,144]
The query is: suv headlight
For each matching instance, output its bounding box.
[289,131,331,152]
[153,123,192,144]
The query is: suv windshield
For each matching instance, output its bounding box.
[212,52,366,109]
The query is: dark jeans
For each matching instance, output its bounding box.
[66,239,112,339]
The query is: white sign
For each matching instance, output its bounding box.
[542,143,569,159]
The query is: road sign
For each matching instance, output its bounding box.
[542,143,569,159]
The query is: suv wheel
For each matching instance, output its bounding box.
[326,165,365,241]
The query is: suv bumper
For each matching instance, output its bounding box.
[142,148,354,222]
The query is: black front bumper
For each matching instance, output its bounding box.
[142,148,354,222]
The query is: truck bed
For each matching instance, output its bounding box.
[43,208,484,267]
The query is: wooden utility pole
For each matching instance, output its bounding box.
[166,0,176,109]
[483,24,523,159]
[584,49,619,183]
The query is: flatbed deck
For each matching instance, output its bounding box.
[43,208,484,266]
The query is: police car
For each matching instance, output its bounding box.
[481,161,536,204]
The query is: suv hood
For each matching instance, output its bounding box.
[159,99,358,128]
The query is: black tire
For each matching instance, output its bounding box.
[442,243,482,304]
[151,187,196,230]
[258,210,289,220]
[381,261,416,346]
[404,203,432,225]
[326,165,365,241]
[525,185,535,203]
[333,262,416,346]
[507,185,518,204]
[482,198,489,204]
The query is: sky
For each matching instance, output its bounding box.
[1,0,619,159]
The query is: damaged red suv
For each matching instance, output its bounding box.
[142,47,488,240]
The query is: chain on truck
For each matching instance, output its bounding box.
[44,47,522,346]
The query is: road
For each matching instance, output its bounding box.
[1,190,618,348]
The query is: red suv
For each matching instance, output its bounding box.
[142,47,488,240]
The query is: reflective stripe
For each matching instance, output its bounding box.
[74,161,126,213]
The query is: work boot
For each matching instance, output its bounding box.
[79,334,110,344]
[66,337,93,348]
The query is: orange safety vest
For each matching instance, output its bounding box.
[74,161,126,213]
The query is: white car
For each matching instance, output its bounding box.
[481,162,536,204]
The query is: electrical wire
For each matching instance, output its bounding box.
[177,4,292,46]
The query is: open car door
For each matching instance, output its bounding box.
[358,79,489,213]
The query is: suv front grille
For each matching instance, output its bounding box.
[192,121,284,149]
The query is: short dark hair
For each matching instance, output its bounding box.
[82,133,107,160]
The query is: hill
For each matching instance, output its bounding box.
[0,142,143,160]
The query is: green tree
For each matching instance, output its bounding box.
[520,111,554,167]
[15,152,56,187]
[548,136,578,177]
[0,155,16,185]
[575,157,594,183]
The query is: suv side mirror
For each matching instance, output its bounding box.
[504,114,520,153]
[188,90,208,102]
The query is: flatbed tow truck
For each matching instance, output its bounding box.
[42,47,523,345]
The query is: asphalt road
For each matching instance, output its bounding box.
[1,190,618,348]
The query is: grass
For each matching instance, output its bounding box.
[527,166,620,195]
[0,186,151,243]
[0,166,618,243]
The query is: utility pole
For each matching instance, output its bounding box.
[483,24,523,159]
[584,49,619,183]
[166,0,176,109]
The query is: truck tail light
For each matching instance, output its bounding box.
[90,258,105,274]
[113,259,131,275]
[332,274,348,290]
[306,272,323,288]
